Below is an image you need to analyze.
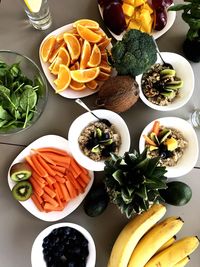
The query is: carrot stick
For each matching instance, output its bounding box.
[29,177,44,196]
[31,175,45,189]
[66,173,83,193]
[30,154,48,177]
[32,171,46,184]
[36,154,56,176]
[31,194,44,212]
[44,203,64,211]
[36,147,69,157]
[65,180,77,199]
[53,182,64,201]
[54,175,66,183]
[51,164,66,173]
[152,121,160,136]
[44,175,56,185]
[79,165,89,175]
[34,192,43,204]
[31,149,56,166]
[79,172,91,185]
[54,188,63,209]
[143,135,157,146]
[40,152,71,165]
[55,161,71,168]
[76,176,87,189]
[42,193,59,207]
[44,186,56,198]
[25,156,41,177]
[60,183,71,202]
[70,159,82,178]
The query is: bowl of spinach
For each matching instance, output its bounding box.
[0,50,48,134]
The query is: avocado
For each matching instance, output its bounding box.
[160,69,176,76]
[10,162,32,182]
[164,137,178,151]
[159,129,171,143]
[159,181,192,206]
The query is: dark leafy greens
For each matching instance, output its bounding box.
[0,60,42,131]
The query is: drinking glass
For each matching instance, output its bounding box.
[190,109,200,128]
[20,0,52,30]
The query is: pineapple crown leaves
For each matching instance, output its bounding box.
[104,149,168,218]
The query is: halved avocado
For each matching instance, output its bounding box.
[10,162,32,182]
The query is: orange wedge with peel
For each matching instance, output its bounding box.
[49,56,62,75]
[48,41,65,63]
[70,61,80,71]
[76,24,102,43]
[54,64,71,92]
[64,33,81,61]
[57,47,70,66]
[80,40,91,69]
[40,35,57,62]
[98,37,112,50]
[87,44,101,68]
[73,19,99,30]
[70,67,100,83]
[86,80,98,90]
[70,80,86,91]
[99,60,112,73]
[96,70,110,81]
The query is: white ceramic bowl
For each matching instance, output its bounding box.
[68,109,131,171]
[31,222,96,267]
[7,135,94,221]
[136,52,195,111]
[139,117,199,178]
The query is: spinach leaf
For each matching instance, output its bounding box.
[20,85,37,111]
[0,85,17,110]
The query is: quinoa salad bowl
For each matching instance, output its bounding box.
[68,109,131,171]
[139,117,199,178]
[136,52,194,111]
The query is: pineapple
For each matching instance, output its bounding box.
[104,149,168,218]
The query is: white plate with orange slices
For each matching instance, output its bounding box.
[39,19,113,99]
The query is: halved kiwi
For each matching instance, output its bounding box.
[12,181,33,201]
[10,162,32,182]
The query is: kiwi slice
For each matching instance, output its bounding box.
[12,181,33,201]
[10,162,32,182]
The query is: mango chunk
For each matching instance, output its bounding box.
[143,3,154,14]
[134,0,146,7]
[122,3,135,17]
[128,19,141,30]
[123,0,135,5]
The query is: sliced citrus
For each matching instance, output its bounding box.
[76,24,102,43]
[87,44,101,68]
[40,35,57,62]
[54,64,71,92]
[57,47,70,66]
[70,80,86,91]
[86,80,99,90]
[49,56,62,75]
[99,60,112,73]
[98,37,112,50]
[80,40,91,69]
[94,29,106,37]
[96,71,110,81]
[48,41,65,63]
[101,51,108,61]
[73,19,99,30]
[24,0,42,12]
[70,67,100,83]
[63,33,81,61]
[70,61,80,70]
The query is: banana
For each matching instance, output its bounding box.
[107,204,166,267]
[128,216,184,267]
[157,235,177,254]
[145,236,199,267]
[174,256,190,267]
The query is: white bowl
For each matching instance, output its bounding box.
[7,135,94,221]
[68,109,131,171]
[136,52,195,111]
[98,4,176,40]
[139,117,199,178]
[31,222,96,267]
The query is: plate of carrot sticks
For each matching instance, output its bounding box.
[7,135,94,221]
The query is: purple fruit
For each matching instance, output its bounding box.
[152,0,173,9]
[98,0,122,8]
[154,8,167,31]
[103,2,126,35]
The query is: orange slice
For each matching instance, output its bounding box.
[86,80,98,90]
[70,61,80,71]
[40,35,57,62]
[76,24,102,43]
[96,71,110,81]
[73,19,100,30]
[70,80,86,91]
[99,60,112,73]
[49,56,62,75]
[87,44,101,68]
[70,67,100,83]
[57,47,70,66]
[48,41,65,63]
[63,33,81,61]
[80,40,91,69]
[54,64,71,92]
[98,37,112,50]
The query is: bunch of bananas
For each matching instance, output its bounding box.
[108,204,199,267]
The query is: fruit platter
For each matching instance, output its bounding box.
[0,0,200,267]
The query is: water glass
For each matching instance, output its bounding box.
[190,109,200,128]
[21,0,52,30]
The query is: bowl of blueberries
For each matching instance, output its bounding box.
[31,222,96,267]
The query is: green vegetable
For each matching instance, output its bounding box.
[159,181,192,206]
[110,29,157,77]
[0,60,43,131]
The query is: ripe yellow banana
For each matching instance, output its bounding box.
[174,256,190,267]
[107,204,166,267]
[128,216,184,267]
[157,235,176,254]
[145,236,199,267]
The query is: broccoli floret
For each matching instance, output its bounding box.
[111,29,157,77]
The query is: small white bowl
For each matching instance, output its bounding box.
[31,222,96,267]
[136,52,194,111]
[68,109,131,171]
[139,117,199,178]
